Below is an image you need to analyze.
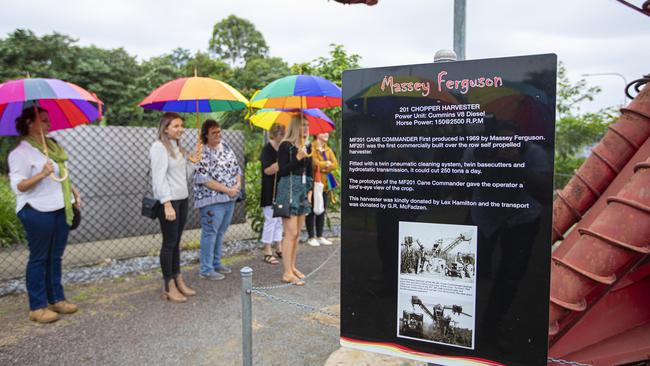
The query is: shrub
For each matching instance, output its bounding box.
[244,161,263,238]
[0,176,25,247]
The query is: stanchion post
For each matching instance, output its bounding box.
[240,266,253,366]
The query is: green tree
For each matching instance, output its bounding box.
[554,63,616,188]
[209,15,269,67]
[0,29,78,81]
[73,46,142,126]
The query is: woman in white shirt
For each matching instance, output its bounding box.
[150,112,195,302]
[8,106,81,323]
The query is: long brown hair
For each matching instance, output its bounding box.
[157,112,184,158]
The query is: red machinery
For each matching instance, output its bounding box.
[549,82,650,365]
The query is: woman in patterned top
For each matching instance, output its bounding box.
[193,120,242,281]
[276,115,312,286]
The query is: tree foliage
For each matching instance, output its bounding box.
[208,15,269,67]
[554,63,616,189]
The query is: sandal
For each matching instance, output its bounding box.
[263,254,279,265]
[275,250,282,259]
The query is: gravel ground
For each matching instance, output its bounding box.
[0,225,340,297]
[0,239,341,366]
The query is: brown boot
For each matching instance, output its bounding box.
[29,308,59,323]
[175,274,196,297]
[162,279,187,303]
[48,300,78,314]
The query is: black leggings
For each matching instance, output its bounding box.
[157,198,188,282]
[306,192,327,238]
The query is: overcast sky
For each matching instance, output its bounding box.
[2,0,648,112]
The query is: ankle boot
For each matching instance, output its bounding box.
[29,308,59,323]
[48,300,78,314]
[175,274,196,296]
[162,279,187,303]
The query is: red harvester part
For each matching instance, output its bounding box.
[549,157,650,338]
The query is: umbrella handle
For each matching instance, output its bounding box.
[35,106,69,182]
[188,141,203,164]
[49,169,69,183]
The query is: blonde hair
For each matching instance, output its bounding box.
[157,112,184,159]
[281,114,305,148]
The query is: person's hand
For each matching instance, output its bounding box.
[74,193,83,209]
[296,146,307,160]
[164,202,176,221]
[40,161,54,178]
[307,190,313,204]
[228,187,240,198]
[268,162,279,174]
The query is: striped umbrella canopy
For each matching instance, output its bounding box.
[139,76,248,112]
[139,75,249,163]
[250,108,335,135]
[0,78,102,136]
[250,75,341,109]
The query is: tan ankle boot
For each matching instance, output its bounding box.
[175,275,196,297]
[29,308,59,323]
[48,300,78,314]
[162,279,187,303]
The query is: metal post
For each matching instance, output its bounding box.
[240,267,253,366]
[453,0,466,60]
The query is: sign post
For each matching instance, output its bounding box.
[340,54,557,366]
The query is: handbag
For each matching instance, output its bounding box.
[272,149,292,218]
[70,206,81,230]
[141,195,159,219]
[313,181,325,215]
[141,166,160,220]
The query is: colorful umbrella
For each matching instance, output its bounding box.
[139,76,248,112]
[250,108,335,135]
[0,78,103,182]
[249,75,342,109]
[0,78,102,136]
[139,74,249,162]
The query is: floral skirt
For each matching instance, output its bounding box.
[275,175,312,216]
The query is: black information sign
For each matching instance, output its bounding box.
[340,54,556,366]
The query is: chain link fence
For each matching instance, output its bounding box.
[0,125,254,280]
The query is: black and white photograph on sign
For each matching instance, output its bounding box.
[397,293,475,349]
[399,222,477,283]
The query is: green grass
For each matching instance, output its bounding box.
[71,291,90,302]
[0,176,25,247]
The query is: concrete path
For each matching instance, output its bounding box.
[0,237,418,366]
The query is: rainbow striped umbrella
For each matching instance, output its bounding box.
[0,78,102,136]
[250,108,335,135]
[250,75,341,109]
[139,76,248,112]
[139,75,249,162]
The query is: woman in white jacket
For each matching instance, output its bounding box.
[150,112,196,302]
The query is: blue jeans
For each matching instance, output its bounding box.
[17,206,69,310]
[199,201,235,275]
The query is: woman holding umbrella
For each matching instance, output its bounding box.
[276,115,312,285]
[193,119,242,281]
[8,106,81,323]
[305,131,338,247]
